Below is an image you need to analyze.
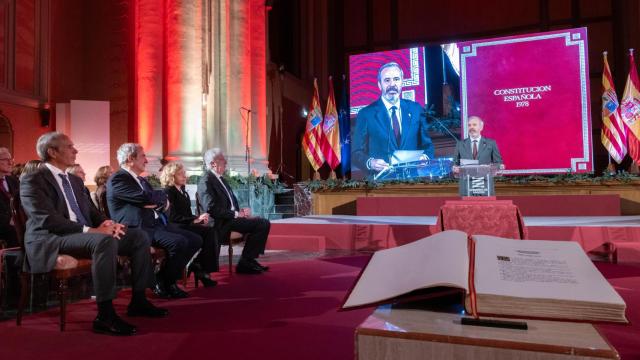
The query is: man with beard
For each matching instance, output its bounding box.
[452,116,504,196]
[452,116,504,170]
[352,62,434,177]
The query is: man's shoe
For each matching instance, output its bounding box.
[236,259,263,274]
[127,300,169,318]
[93,315,137,336]
[152,282,171,299]
[251,259,269,271]
[166,283,189,298]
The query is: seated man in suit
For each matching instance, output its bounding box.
[452,116,504,171]
[20,132,167,336]
[352,62,434,178]
[197,148,270,274]
[0,147,19,247]
[107,143,202,298]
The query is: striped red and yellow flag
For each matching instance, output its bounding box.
[302,79,326,171]
[601,51,627,163]
[320,76,341,170]
[621,49,640,164]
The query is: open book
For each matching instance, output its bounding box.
[343,230,627,323]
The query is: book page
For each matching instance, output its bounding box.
[343,230,469,308]
[472,236,624,306]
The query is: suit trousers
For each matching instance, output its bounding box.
[57,228,153,302]
[223,217,270,260]
[177,223,220,272]
[145,223,202,283]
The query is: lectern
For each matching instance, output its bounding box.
[456,163,499,196]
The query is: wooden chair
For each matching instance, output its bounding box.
[13,192,169,330]
[13,196,93,331]
[195,192,246,274]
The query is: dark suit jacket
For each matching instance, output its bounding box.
[453,137,503,166]
[352,98,434,172]
[197,171,238,234]
[0,175,19,226]
[20,166,106,273]
[106,169,167,228]
[165,185,196,225]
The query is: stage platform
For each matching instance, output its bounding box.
[267,215,640,262]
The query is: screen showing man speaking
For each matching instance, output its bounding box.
[349,46,456,181]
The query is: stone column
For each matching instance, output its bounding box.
[205,0,268,176]
[135,0,164,171]
[165,0,204,172]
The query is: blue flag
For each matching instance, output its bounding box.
[338,75,351,177]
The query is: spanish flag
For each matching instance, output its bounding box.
[302,79,326,172]
[621,49,640,164]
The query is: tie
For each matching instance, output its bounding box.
[220,177,239,210]
[138,176,154,194]
[390,106,401,144]
[472,140,478,160]
[59,174,89,226]
[0,177,10,199]
[138,176,168,225]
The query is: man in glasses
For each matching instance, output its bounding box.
[0,147,18,247]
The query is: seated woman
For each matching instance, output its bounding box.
[160,162,219,287]
[93,165,113,218]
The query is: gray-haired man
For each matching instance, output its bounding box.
[198,148,270,274]
[107,143,201,298]
[20,132,167,336]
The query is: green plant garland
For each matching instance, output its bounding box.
[304,171,640,192]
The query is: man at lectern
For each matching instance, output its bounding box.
[352,62,434,176]
[452,116,504,173]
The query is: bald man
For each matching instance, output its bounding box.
[452,116,504,171]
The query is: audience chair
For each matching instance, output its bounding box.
[13,196,93,331]
[195,192,246,274]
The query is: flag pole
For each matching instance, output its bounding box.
[607,154,616,175]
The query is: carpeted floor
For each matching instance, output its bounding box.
[0,257,638,359]
[0,255,373,360]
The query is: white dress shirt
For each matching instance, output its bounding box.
[44,162,89,232]
[381,96,402,134]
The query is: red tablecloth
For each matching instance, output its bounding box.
[437,198,526,239]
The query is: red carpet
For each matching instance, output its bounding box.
[0,256,373,360]
[596,262,640,360]
[0,257,638,359]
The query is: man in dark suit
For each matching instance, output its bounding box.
[198,148,270,274]
[452,116,504,196]
[20,132,167,336]
[352,62,434,177]
[0,147,19,247]
[452,116,504,168]
[107,143,201,298]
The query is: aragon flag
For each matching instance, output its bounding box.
[621,49,640,164]
[601,51,627,163]
[320,76,341,171]
[302,79,326,171]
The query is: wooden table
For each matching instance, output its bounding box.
[356,307,618,360]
